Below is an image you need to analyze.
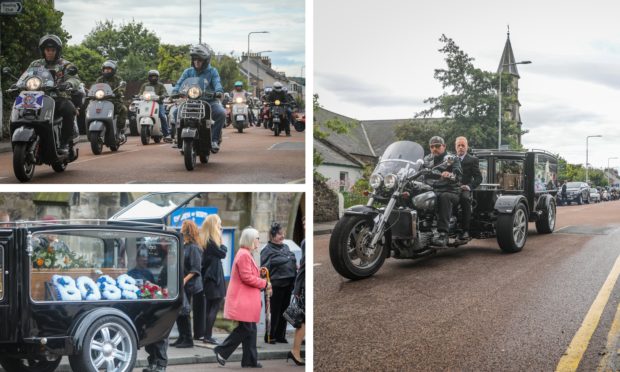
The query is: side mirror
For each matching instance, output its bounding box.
[119,81,127,88]
[66,65,78,76]
[2,67,11,75]
[444,154,455,165]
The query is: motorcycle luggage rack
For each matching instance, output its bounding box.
[180,100,205,120]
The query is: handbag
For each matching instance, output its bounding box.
[283,294,305,328]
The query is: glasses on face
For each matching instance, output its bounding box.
[430,144,442,149]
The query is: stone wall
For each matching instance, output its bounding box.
[314,178,339,222]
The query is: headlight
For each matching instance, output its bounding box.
[275,99,281,106]
[370,174,383,189]
[25,77,42,91]
[144,93,152,101]
[188,87,201,99]
[235,97,243,103]
[95,90,105,99]
[384,174,398,190]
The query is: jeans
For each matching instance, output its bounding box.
[210,101,225,142]
[158,102,170,136]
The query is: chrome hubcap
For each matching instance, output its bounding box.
[89,323,132,371]
[513,208,527,246]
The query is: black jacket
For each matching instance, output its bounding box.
[201,239,227,299]
[183,242,203,295]
[266,90,292,104]
[260,241,297,287]
[293,240,305,299]
[423,151,462,193]
[458,153,482,190]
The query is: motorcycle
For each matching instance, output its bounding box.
[175,77,215,171]
[259,102,271,129]
[231,92,250,133]
[136,86,165,145]
[85,82,127,155]
[270,100,289,136]
[127,96,140,136]
[329,141,467,280]
[4,66,79,182]
[293,111,305,132]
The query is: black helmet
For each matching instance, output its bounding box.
[189,44,212,70]
[148,69,159,84]
[273,81,283,92]
[38,34,62,62]
[101,60,117,79]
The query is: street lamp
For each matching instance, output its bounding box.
[586,135,603,184]
[247,31,269,91]
[255,50,271,96]
[608,157,618,186]
[498,60,531,149]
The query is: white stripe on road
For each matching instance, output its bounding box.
[72,147,144,165]
[314,263,322,267]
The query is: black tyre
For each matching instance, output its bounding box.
[110,144,119,152]
[140,126,150,145]
[183,139,196,171]
[90,133,103,155]
[13,143,35,183]
[52,161,66,173]
[129,119,138,136]
[0,356,61,372]
[496,203,528,253]
[237,125,243,133]
[293,121,305,132]
[274,121,281,136]
[199,153,209,164]
[329,215,386,280]
[154,136,162,144]
[68,316,136,372]
[535,199,556,234]
[577,195,583,205]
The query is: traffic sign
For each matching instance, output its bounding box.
[0,1,23,15]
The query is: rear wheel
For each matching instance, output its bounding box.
[535,199,556,234]
[154,136,162,144]
[0,356,62,372]
[90,133,103,155]
[52,161,66,173]
[13,143,35,182]
[496,203,528,253]
[140,126,150,145]
[183,139,196,171]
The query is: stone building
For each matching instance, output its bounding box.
[497,30,525,147]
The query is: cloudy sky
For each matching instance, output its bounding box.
[314,0,620,168]
[56,0,305,77]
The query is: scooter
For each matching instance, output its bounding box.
[136,87,164,145]
[231,92,250,133]
[85,82,127,155]
[270,100,290,136]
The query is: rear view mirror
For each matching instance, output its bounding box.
[2,67,11,75]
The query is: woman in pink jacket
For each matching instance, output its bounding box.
[213,227,272,368]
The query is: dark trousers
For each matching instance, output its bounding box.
[437,192,460,232]
[113,101,127,132]
[192,291,205,339]
[267,283,294,341]
[145,338,169,368]
[215,322,258,367]
[459,190,472,230]
[54,98,76,145]
[205,297,223,339]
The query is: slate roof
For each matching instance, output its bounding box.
[497,34,520,77]
[315,108,375,158]
[315,139,363,168]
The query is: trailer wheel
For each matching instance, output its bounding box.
[0,356,61,372]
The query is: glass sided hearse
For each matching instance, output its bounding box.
[0,192,206,372]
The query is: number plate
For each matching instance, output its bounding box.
[236,115,245,121]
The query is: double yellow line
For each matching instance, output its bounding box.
[556,253,620,371]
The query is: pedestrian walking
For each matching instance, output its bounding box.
[213,227,271,368]
[200,214,228,345]
[260,222,297,344]
[287,237,305,366]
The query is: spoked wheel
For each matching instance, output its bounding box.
[535,199,556,234]
[329,215,386,280]
[90,133,103,155]
[140,126,150,145]
[183,138,196,171]
[0,356,61,372]
[68,316,136,372]
[497,203,528,253]
[13,143,36,182]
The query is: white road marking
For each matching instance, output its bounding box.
[314,263,322,267]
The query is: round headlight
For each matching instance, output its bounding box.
[188,87,201,99]
[384,174,398,189]
[235,97,243,103]
[275,99,281,106]
[144,93,152,101]
[25,77,42,91]
[95,89,105,99]
[370,174,383,189]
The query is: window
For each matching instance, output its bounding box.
[30,229,179,302]
[339,171,349,192]
[0,245,3,301]
[496,159,524,191]
[478,159,489,186]
[535,154,558,192]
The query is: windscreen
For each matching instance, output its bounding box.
[16,66,54,88]
[372,141,425,176]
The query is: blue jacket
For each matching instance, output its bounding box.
[172,65,224,95]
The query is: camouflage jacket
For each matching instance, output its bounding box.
[95,74,125,103]
[138,82,167,98]
[27,58,81,99]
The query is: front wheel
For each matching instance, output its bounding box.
[13,143,35,182]
[183,138,196,171]
[496,203,528,253]
[68,316,137,372]
[535,199,556,234]
[237,124,244,133]
[329,215,387,280]
[274,121,281,136]
[0,356,62,372]
[140,126,150,145]
[90,133,103,155]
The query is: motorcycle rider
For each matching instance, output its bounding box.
[24,34,81,154]
[230,81,257,126]
[423,136,462,247]
[138,70,172,142]
[454,136,482,242]
[172,44,225,153]
[95,60,127,140]
[266,82,293,136]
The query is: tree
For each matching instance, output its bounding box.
[157,44,190,83]
[82,20,159,65]
[63,45,105,86]
[313,94,357,170]
[211,55,246,92]
[118,52,149,82]
[411,34,524,150]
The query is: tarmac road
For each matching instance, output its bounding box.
[314,201,620,371]
[0,126,305,184]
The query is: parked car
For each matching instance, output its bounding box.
[589,188,601,203]
[562,181,590,205]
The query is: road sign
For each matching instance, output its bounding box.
[0,1,23,15]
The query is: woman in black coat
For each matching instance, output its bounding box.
[260,222,297,344]
[200,214,228,345]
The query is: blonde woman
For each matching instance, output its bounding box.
[213,227,271,368]
[199,214,228,345]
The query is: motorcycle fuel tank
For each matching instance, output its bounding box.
[413,191,437,212]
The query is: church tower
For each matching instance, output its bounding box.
[497,28,523,146]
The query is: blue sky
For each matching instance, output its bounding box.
[56,0,305,77]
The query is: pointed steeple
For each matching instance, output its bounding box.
[497,26,520,77]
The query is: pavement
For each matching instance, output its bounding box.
[314,220,337,236]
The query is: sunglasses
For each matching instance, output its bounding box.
[430,144,443,149]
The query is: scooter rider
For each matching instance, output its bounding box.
[231,81,257,126]
[172,44,225,153]
[25,34,81,154]
[139,70,172,142]
[423,136,462,247]
[266,82,293,136]
[95,60,127,140]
